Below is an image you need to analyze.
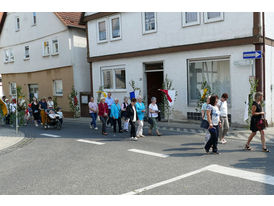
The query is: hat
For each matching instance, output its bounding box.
[100,97,105,101]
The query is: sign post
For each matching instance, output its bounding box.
[15,83,18,134]
[243,50,262,77]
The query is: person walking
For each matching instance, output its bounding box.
[88,97,98,130]
[201,96,211,145]
[98,97,109,135]
[126,98,138,141]
[121,96,129,132]
[31,97,40,127]
[205,95,221,154]
[47,96,54,109]
[110,98,123,134]
[148,97,161,136]
[39,97,48,126]
[136,96,146,138]
[245,92,270,152]
[105,92,114,127]
[218,93,229,144]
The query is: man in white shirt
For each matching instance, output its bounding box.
[218,93,229,144]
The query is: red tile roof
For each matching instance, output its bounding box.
[55,12,85,29]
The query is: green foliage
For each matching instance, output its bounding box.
[159,74,177,121]
[53,96,58,110]
[195,81,211,112]
[68,86,80,118]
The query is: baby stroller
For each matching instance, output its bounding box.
[44,109,63,130]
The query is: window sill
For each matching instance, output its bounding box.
[204,18,224,24]
[42,54,50,57]
[97,40,108,44]
[24,58,30,61]
[182,22,200,28]
[51,53,59,56]
[53,94,63,97]
[103,89,127,93]
[143,30,157,35]
[110,37,122,42]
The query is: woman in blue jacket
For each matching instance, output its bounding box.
[136,96,146,138]
[110,98,123,134]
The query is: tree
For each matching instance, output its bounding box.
[68,86,80,118]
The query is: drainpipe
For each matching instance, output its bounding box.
[262,12,266,98]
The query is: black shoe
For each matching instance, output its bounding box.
[213,151,220,155]
[119,130,123,133]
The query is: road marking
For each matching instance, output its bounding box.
[128,149,169,158]
[40,133,61,138]
[122,165,212,195]
[122,164,274,195]
[208,164,274,186]
[77,139,105,145]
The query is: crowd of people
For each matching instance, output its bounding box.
[1,95,63,127]
[200,92,270,154]
[88,92,161,141]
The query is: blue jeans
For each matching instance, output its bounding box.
[205,125,219,153]
[90,113,97,128]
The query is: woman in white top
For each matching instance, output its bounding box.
[47,96,54,109]
[205,95,221,154]
[148,97,161,136]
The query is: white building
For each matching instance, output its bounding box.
[81,12,274,125]
[0,12,90,116]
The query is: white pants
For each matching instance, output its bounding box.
[137,120,144,136]
[123,120,129,130]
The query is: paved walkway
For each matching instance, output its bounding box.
[0,126,25,151]
[65,117,274,144]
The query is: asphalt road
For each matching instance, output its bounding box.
[0,120,273,195]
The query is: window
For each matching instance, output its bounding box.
[182,12,200,27]
[24,46,30,59]
[51,39,59,55]
[142,12,157,34]
[4,49,9,63]
[4,49,14,63]
[204,12,224,23]
[97,19,107,42]
[15,16,20,31]
[101,67,126,90]
[32,12,37,25]
[10,82,17,96]
[53,80,63,96]
[187,59,231,105]
[42,41,50,56]
[115,69,126,89]
[109,15,121,40]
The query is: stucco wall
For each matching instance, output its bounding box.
[87,12,253,57]
[2,66,74,112]
[92,44,254,124]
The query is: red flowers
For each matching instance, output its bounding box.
[74,96,78,106]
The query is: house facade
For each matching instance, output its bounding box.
[81,12,274,125]
[0,12,90,116]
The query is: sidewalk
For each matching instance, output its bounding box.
[64,117,274,144]
[0,127,25,152]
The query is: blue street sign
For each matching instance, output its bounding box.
[243,51,262,59]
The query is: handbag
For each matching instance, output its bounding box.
[200,119,209,129]
[256,119,267,130]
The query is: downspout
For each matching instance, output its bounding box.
[262,12,266,98]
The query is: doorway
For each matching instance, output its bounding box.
[145,63,164,107]
[29,84,39,100]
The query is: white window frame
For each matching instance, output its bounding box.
[9,49,14,62]
[142,12,157,34]
[42,40,50,56]
[97,18,108,43]
[32,12,37,26]
[53,80,63,96]
[109,14,122,41]
[24,46,30,60]
[10,82,17,96]
[204,12,224,23]
[51,39,59,55]
[101,66,126,92]
[182,12,200,27]
[4,49,9,63]
[15,16,20,31]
